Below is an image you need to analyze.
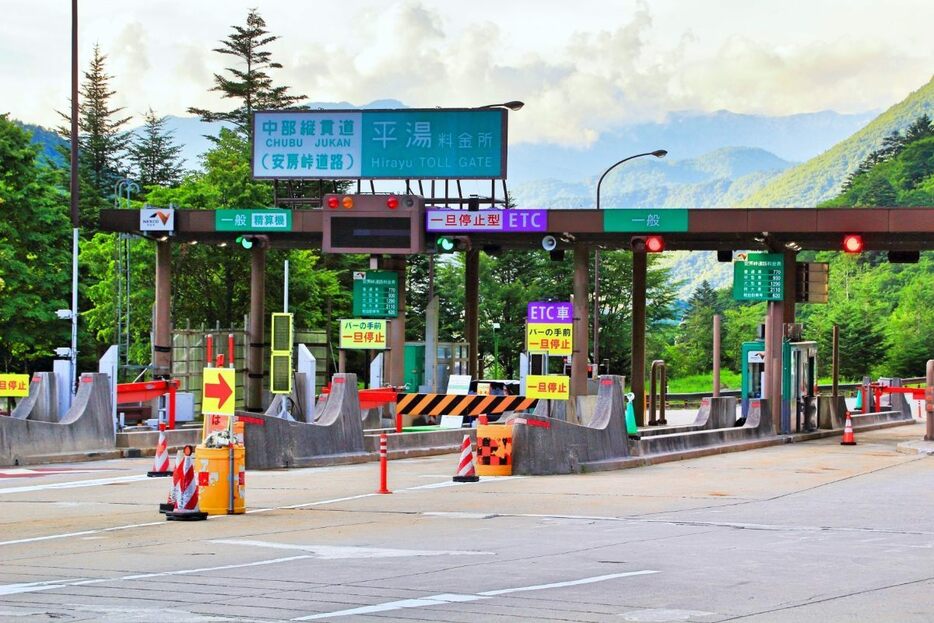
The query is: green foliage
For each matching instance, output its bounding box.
[666,371,742,394]
[127,109,184,188]
[57,45,132,226]
[187,9,306,139]
[744,76,934,207]
[0,115,72,370]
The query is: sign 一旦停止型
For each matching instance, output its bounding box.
[526,375,570,400]
[603,208,689,232]
[352,271,399,318]
[215,209,293,232]
[425,209,548,233]
[733,252,784,301]
[252,109,507,180]
[526,323,573,356]
[339,319,388,350]
[0,374,30,397]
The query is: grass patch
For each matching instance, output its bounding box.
[666,371,742,394]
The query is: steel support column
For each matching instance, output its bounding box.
[766,300,784,433]
[247,244,266,411]
[382,257,407,388]
[153,239,172,378]
[571,243,590,396]
[925,359,933,442]
[632,249,647,426]
[465,248,479,379]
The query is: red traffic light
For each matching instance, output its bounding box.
[645,235,665,253]
[386,196,399,210]
[843,234,864,253]
[326,196,339,209]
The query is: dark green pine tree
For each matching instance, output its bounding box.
[127,109,184,188]
[58,45,132,225]
[188,9,306,140]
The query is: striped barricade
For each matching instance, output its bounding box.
[394,393,537,432]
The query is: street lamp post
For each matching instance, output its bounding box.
[492,322,501,378]
[592,150,668,379]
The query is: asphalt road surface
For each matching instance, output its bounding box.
[0,422,931,622]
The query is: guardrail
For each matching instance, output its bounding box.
[664,377,925,405]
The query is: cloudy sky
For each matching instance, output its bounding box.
[3,0,933,146]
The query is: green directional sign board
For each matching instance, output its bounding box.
[215,209,293,232]
[733,252,784,301]
[604,209,689,232]
[352,271,399,318]
[252,109,507,180]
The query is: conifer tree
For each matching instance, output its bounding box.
[127,109,184,188]
[58,45,132,224]
[188,9,306,139]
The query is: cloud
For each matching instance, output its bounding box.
[276,1,930,147]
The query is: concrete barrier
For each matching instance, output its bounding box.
[243,373,367,469]
[10,372,59,423]
[638,396,738,437]
[620,399,773,458]
[0,373,115,466]
[818,395,848,429]
[509,375,630,475]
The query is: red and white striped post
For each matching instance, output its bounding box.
[377,432,391,494]
[228,333,236,368]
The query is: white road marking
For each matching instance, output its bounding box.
[0,555,312,595]
[209,538,494,559]
[0,470,528,548]
[0,474,148,495]
[292,570,659,620]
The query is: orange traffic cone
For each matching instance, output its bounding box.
[453,434,480,482]
[147,423,173,477]
[166,446,208,521]
[840,412,857,446]
[159,450,183,513]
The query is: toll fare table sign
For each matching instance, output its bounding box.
[339,319,388,350]
[733,252,784,301]
[352,271,398,318]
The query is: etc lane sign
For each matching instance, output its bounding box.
[425,209,548,233]
[252,109,507,180]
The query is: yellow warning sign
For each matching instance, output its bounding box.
[0,374,29,397]
[526,375,570,400]
[202,367,236,415]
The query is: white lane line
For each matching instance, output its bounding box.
[0,555,312,596]
[209,538,494,560]
[0,474,149,495]
[291,570,659,621]
[0,522,165,547]
[0,473,528,547]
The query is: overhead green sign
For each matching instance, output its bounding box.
[253,109,507,180]
[733,252,784,301]
[215,209,292,232]
[604,209,689,232]
[352,271,399,318]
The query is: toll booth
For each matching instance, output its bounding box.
[741,339,818,434]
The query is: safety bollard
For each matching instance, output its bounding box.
[377,432,391,494]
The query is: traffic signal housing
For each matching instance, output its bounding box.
[631,235,665,253]
[235,235,268,249]
[434,235,470,253]
[322,193,425,254]
[842,234,864,254]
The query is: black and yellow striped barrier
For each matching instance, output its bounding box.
[394,393,537,428]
